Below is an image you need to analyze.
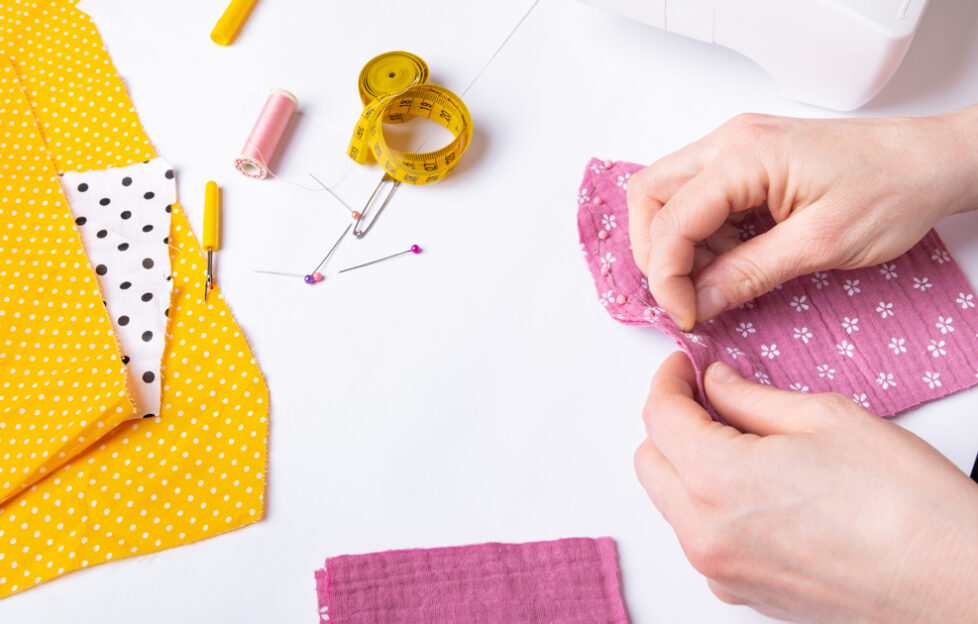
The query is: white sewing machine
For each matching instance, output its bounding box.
[582,0,930,110]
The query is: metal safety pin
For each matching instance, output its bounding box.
[354,174,401,239]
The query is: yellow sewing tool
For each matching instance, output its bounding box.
[210,0,259,46]
[203,181,222,301]
[345,52,473,237]
[348,52,473,186]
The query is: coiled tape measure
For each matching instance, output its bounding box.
[348,51,473,185]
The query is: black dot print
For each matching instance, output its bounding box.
[68,163,172,420]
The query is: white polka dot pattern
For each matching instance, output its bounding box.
[0,0,269,598]
[0,55,135,506]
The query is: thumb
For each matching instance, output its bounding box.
[692,214,830,323]
[704,362,818,435]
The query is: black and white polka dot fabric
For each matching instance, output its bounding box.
[61,158,175,419]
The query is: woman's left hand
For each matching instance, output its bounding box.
[636,352,978,623]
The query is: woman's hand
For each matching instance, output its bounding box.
[636,352,978,623]
[628,107,978,331]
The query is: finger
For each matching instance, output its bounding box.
[645,352,736,475]
[627,137,724,282]
[692,213,832,322]
[707,579,749,606]
[704,362,822,435]
[649,154,769,331]
[703,221,742,255]
[634,437,689,524]
[691,245,716,275]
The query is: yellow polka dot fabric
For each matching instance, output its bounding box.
[0,0,268,597]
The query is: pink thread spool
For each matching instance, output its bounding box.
[234,88,297,179]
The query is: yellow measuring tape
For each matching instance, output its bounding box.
[348,51,473,185]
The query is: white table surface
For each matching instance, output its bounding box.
[5,0,978,622]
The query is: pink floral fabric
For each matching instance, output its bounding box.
[578,158,978,418]
[314,537,629,624]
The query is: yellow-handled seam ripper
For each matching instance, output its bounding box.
[203,181,222,302]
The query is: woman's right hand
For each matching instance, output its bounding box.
[627,106,978,332]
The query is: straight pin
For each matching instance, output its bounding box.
[305,223,352,284]
[308,173,362,221]
[339,245,421,274]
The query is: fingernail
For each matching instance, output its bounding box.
[696,285,728,320]
[709,361,740,383]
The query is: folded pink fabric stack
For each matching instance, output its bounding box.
[314,537,630,623]
[578,158,978,418]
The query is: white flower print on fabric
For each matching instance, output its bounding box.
[927,339,947,358]
[599,252,616,268]
[738,300,755,310]
[579,242,587,258]
[837,340,855,358]
[876,302,894,318]
[725,346,744,360]
[789,296,810,312]
[811,272,829,289]
[682,332,707,347]
[641,277,649,292]
[931,249,951,264]
[616,173,630,190]
[913,277,932,291]
[879,263,898,280]
[876,372,897,390]
[843,279,861,296]
[600,289,614,307]
[888,337,907,354]
[738,221,757,240]
[957,293,975,309]
[922,372,942,390]
[754,371,772,385]
[852,393,870,408]
[760,344,779,359]
[578,187,592,204]
[601,214,617,230]
[736,322,756,338]
[935,316,954,334]
[793,327,813,343]
[816,364,835,379]
[789,382,810,393]
[841,317,859,334]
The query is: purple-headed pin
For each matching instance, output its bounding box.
[339,245,422,274]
